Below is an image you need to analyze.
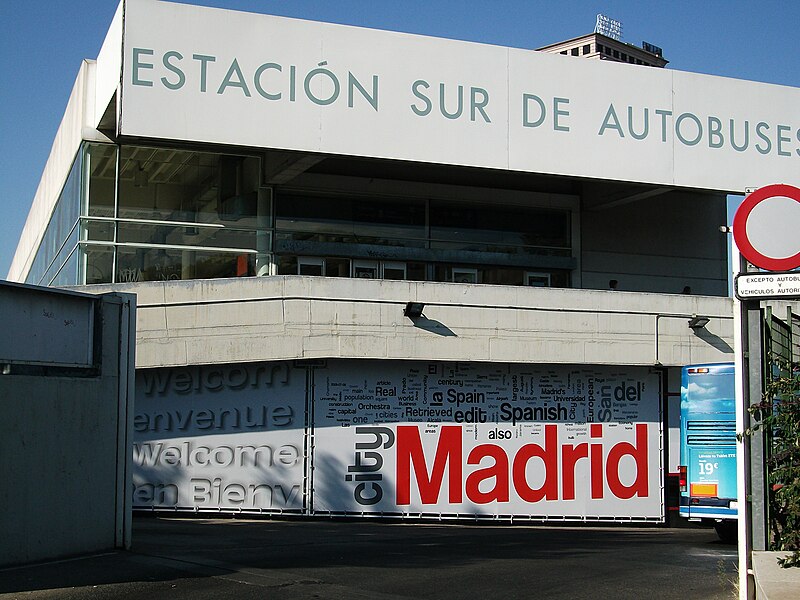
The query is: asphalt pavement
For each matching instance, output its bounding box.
[0,516,738,599]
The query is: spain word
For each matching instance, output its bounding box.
[500,402,569,425]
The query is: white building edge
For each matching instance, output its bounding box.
[8,0,800,520]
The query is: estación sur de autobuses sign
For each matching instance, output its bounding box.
[734,184,800,300]
[111,0,800,194]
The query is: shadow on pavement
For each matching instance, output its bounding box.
[0,515,736,599]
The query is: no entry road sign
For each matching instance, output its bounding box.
[732,184,800,272]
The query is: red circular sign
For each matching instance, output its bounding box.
[732,184,800,271]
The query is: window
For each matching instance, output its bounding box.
[571,48,579,56]
[433,265,569,287]
[276,194,426,249]
[280,256,352,277]
[452,268,478,284]
[382,262,407,280]
[115,246,253,281]
[325,258,350,277]
[526,272,552,287]
[352,260,379,279]
[583,44,591,55]
[429,201,570,256]
[298,257,323,276]
[27,150,83,286]
[77,144,269,284]
[54,147,577,289]
[115,149,260,225]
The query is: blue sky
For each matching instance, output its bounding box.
[1,0,798,278]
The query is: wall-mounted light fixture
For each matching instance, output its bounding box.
[688,315,710,330]
[404,302,425,319]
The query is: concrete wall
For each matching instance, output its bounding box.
[82,276,734,369]
[0,283,135,567]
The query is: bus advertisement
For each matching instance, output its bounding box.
[679,363,737,541]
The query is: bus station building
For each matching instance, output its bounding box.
[8,0,800,522]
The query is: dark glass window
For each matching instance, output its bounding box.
[276,194,426,247]
[117,148,261,228]
[115,246,252,282]
[86,144,117,217]
[27,151,82,285]
[429,201,570,255]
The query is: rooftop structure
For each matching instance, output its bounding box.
[537,32,668,67]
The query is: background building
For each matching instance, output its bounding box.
[537,32,667,68]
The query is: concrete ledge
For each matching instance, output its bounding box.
[73,277,735,369]
[753,551,800,600]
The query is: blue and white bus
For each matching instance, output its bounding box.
[679,363,738,541]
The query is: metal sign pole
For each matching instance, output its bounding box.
[732,241,751,600]
[734,237,771,600]
[732,184,800,600]
[745,295,768,552]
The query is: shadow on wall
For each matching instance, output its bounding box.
[692,327,733,354]
[311,447,398,515]
[410,316,457,337]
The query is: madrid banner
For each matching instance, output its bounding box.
[312,361,663,521]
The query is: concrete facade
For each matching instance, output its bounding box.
[85,276,733,370]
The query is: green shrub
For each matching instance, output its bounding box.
[749,367,800,567]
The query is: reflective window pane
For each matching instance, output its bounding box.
[86,144,117,217]
[43,223,79,285]
[325,258,350,277]
[116,246,255,282]
[276,194,426,247]
[27,151,82,285]
[117,222,258,251]
[117,147,262,227]
[82,244,114,285]
[430,201,570,255]
[50,247,80,287]
[84,218,115,242]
